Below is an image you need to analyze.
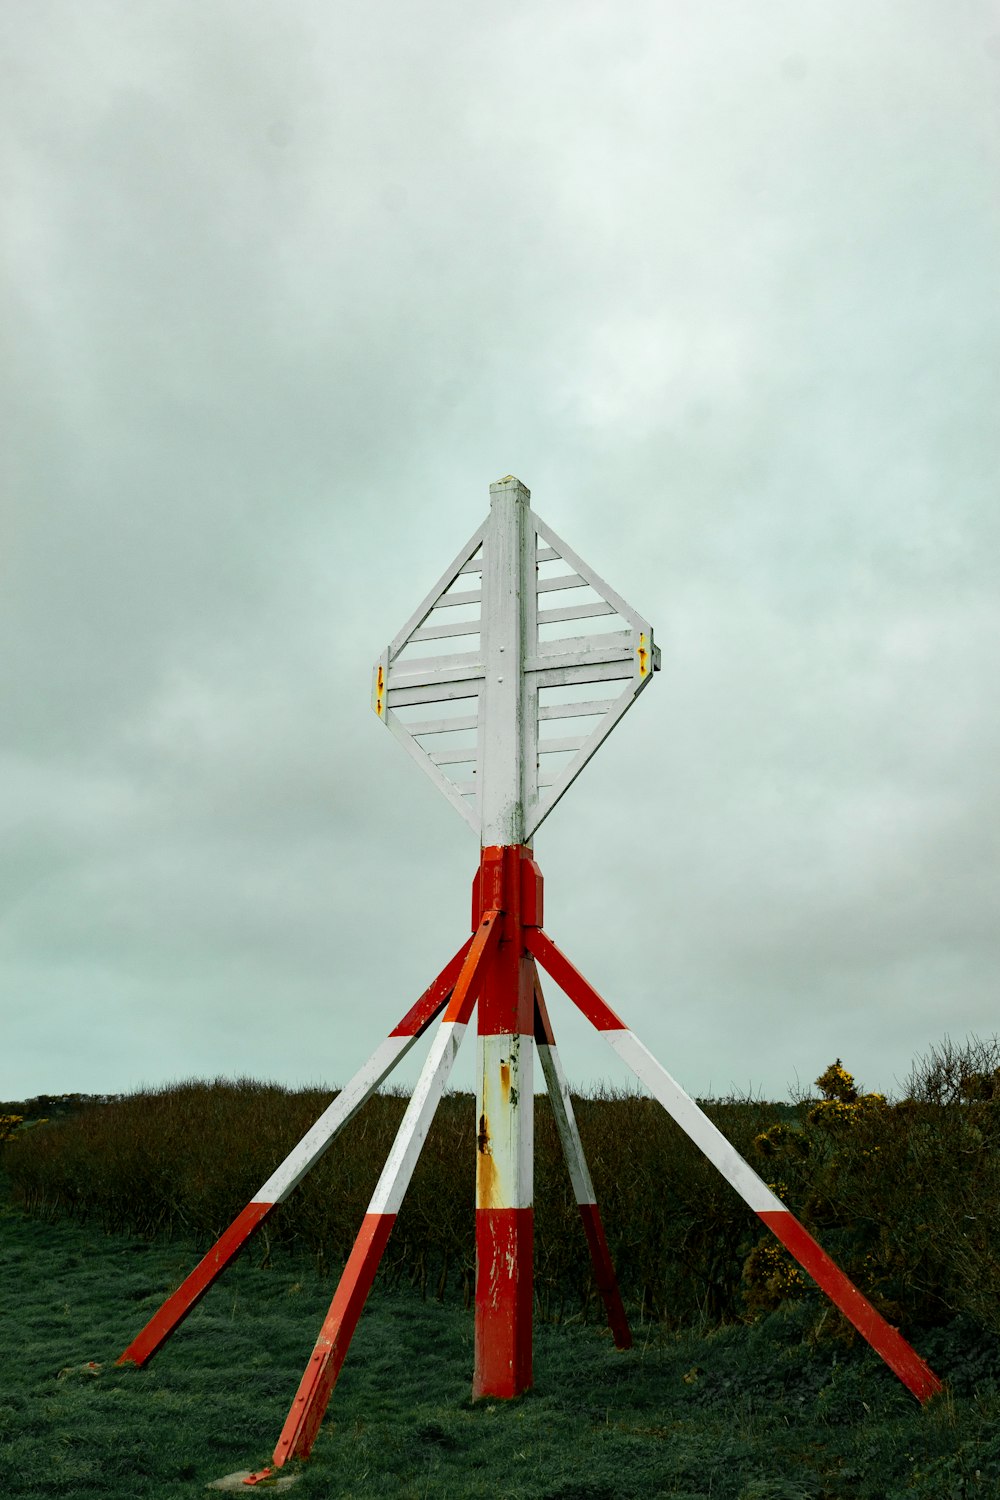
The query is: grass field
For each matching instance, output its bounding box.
[3,1184,999,1500]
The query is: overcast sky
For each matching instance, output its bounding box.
[3,2,999,1108]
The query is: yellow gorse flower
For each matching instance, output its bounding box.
[0,1114,24,1143]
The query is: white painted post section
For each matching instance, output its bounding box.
[477,1033,534,1202]
[473,482,536,1397]
[478,477,530,847]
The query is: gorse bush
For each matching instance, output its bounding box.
[5,1038,999,1341]
[745,1042,1000,1337]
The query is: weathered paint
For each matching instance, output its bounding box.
[473,1208,533,1398]
[533,936,942,1404]
[479,478,530,847]
[473,844,535,1400]
[373,655,387,718]
[476,1033,532,1210]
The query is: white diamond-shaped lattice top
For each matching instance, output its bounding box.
[372,477,659,844]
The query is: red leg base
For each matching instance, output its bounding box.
[578,1202,632,1350]
[272,1212,396,1466]
[117,1200,276,1367]
[759,1210,942,1403]
[473,1207,533,1399]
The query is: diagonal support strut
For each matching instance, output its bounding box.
[117,938,475,1368]
[532,970,631,1350]
[526,928,942,1404]
[270,910,502,1467]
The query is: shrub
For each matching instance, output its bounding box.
[5,1038,998,1341]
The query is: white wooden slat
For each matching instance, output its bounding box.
[388,522,487,660]
[383,710,479,830]
[434,588,482,607]
[524,671,653,838]
[405,715,478,735]
[536,573,588,595]
[532,511,653,639]
[429,747,478,765]
[537,735,586,755]
[386,679,483,708]
[529,660,635,690]
[532,632,633,663]
[375,489,657,843]
[526,643,633,676]
[409,618,481,643]
[537,600,617,625]
[537,700,613,721]
[520,518,540,823]
[390,651,485,679]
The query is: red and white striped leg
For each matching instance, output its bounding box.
[116,938,473,1369]
[533,976,632,1350]
[527,929,942,1404]
[271,912,501,1466]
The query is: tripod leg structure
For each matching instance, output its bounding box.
[271,910,502,1467]
[117,938,475,1369]
[526,929,942,1404]
[533,974,632,1350]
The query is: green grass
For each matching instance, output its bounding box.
[3,1192,1000,1499]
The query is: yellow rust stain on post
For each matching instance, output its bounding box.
[637,633,650,678]
[477,1112,498,1207]
[500,1062,511,1102]
[375,663,386,716]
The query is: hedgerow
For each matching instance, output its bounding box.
[4,1037,998,1340]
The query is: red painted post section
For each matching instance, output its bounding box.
[472,845,539,1400]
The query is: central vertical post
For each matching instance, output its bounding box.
[473,477,535,1398]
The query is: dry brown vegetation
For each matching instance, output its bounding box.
[5,1037,1000,1340]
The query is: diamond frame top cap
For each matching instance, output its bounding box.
[372,477,659,843]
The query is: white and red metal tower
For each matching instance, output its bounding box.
[118,477,941,1478]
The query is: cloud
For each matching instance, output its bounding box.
[2,1,998,1105]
